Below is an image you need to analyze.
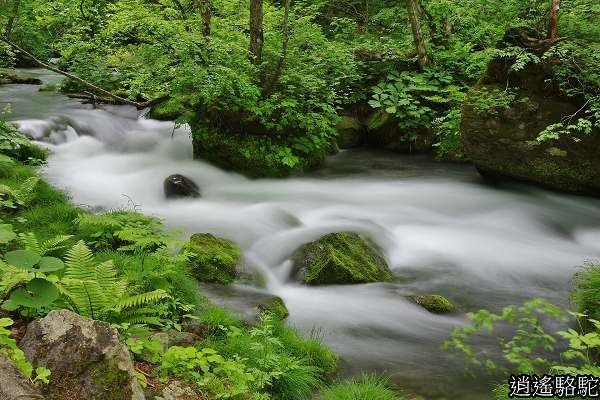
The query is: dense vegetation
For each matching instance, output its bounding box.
[1,0,597,174]
[1,0,600,398]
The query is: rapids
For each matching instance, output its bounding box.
[3,69,600,399]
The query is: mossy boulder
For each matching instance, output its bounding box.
[365,110,435,153]
[336,116,364,149]
[293,232,393,285]
[183,233,241,284]
[461,34,600,196]
[0,69,42,85]
[191,122,331,178]
[20,310,145,400]
[257,296,289,320]
[408,294,455,314]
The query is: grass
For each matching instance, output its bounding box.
[572,263,600,322]
[320,375,406,400]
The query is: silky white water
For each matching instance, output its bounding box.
[4,70,600,399]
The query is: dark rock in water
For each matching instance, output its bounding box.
[461,30,600,196]
[164,174,201,199]
[20,310,145,400]
[292,232,393,285]
[0,352,44,400]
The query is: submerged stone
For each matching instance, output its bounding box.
[408,294,455,314]
[182,233,241,284]
[257,296,289,320]
[293,232,393,285]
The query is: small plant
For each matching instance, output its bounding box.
[320,375,405,400]
[0,317,51,384]
[0,177,39,211]
[465,87,518,116]
[60,240,170,325]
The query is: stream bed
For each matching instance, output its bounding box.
[3,69,600,399]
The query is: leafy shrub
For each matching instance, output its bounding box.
[0,120,47,165]
[368,70,465,142]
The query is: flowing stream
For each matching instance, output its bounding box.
[3,70,600,399]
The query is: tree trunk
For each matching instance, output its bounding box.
[200,0,212,36]
[548,0,560,40]
[249,0,263,64]
[4,0,21,37]
[263,0,291,93]
[406,0,429,69]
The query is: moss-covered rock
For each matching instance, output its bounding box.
[257,296,289,320]
[365,110,435,153]
[293,232,392,285]
[183,233,241,284]
[190,122,332,178]
[0,69,42,85]
[461,33,600,196]
[20,310,145,400]
[408,294,455,314]
[336,116,363,149]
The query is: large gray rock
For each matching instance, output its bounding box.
[20,310,145,400]
[0,352,44,400]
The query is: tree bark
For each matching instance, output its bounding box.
[263,0,291,93]
[4,0,21,38]
[406,0,430,69]
[1,37,165,109]
[548,0,560,40]
[200,0,212,36]
[249,0,264,64]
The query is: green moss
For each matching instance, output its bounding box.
[408,294,455,314]
[182,233,241,284]
[294,232,392,285]
[191,123,329,178]
[257,296,289,320]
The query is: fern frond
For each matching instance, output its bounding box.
[114,289,169,311]
[17,177,39,204]
[40,235,74,255]
[64,241,94,281]
[18,232,41,254]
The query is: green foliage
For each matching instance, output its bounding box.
[368,70,465,141]
[443,298,564,375]
[0,120,47,165]
[77,211,166,252]
[320,375,405,400]
[432,108,466,161]
[0,177,39,211]
[0,317,51,384]
[466,87,522,115]
[61,240,169,324]
[572,263,600,322]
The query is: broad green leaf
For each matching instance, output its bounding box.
[7,278,59,309]
[36,257,65,273]
[0,224,16,244]
[5,250,41,269]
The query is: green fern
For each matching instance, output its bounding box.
[0,177,39,210]
[60,241,169,324]
[19,232,73,255]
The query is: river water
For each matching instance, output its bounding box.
[3,70,600,399]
